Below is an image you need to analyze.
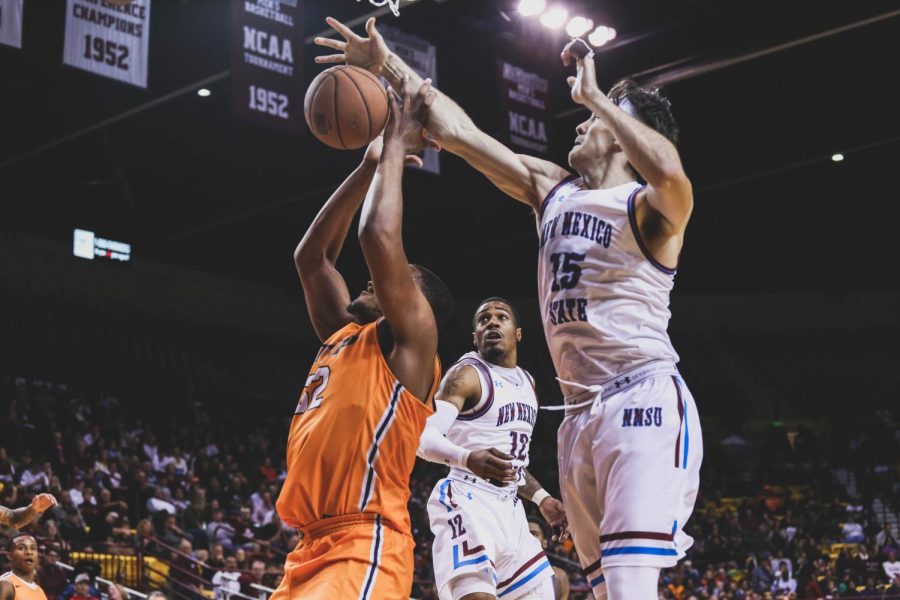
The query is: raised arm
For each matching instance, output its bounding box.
[0,493,57,529]
[294,143,379,341]
[315,17,570,212]
[357,80,438,400]
[563,41,693,232]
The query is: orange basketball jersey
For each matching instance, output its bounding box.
[276,320,438,535]
[0,573,48,600]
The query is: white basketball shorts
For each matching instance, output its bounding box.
[427,474,554,600]
[557,367,703,598]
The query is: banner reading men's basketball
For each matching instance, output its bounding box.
[498,60,551,157]
[62,0,151,88]
[0,0,24,49]
[380,25,440,175]
[231,0,304,133]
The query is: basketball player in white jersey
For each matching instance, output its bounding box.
[417,298,566,600]
[317,19,702,600]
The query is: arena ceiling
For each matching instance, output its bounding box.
[2,0,899,300]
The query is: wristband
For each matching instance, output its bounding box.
[531,489,551,506]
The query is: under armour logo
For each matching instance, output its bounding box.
[494,380,503,388]
[466,492,473,500]
[464,475,476,483]
[614,376,632,389]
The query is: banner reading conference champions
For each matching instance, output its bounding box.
[63,0,152,88]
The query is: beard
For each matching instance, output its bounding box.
[346,299,381,324]
[479,343,505,363]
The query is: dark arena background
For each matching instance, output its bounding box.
[2,0,899,599]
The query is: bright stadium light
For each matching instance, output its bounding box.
[831,153,844,162]
[540,6,568,29]
[566,16,594,38]
[588,25,617,47]
[517,0,545,17]
[197,88,211,97]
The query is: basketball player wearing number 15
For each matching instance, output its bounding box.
[272,80,453,600]
[317,19,702,600]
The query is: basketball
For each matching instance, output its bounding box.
[304,65,389,150]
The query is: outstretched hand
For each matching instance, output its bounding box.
[561,39,603,107]
[315,17,390,75]
[31,493,58,513]
[383,76,440,157]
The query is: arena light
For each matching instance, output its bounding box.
[197,88,212,97]
[831,153,844,162]
[566,16,594,38]
[540,6,568,29]
[517,0,545,17]
[588,25,617,47]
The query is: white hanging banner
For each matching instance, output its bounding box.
[0,0,24,49]
[63,0,152,88]
[379,25,440,175]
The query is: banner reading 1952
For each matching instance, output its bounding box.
[63,0,152,88]
[231,0,304,133]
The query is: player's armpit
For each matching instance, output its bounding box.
[0,506,10,526]
[434,364,482,412]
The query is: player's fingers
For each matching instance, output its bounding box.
[314,37,346,51]
[566,76,576,88]
[404,155,424,168]
[487,448,514,460]
[325,16,357,41]
[366,17,381,40]
[315,54,346,65]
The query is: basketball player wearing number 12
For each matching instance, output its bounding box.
[272,80,453,599]
[317,19,702,600]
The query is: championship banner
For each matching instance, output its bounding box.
[498,59,551,157]
[0,0,24,49]
[379,25,439,175]
[63,0,151,88]
[231,0,304,133]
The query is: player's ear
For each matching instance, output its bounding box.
[516,328,522,342]
[472,332,477,348]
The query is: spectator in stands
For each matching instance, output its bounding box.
[146,592,167,600]
[38,547,69,600]
[885,550,900,584]
[750,556,775,592]
[842,515,865,543]
[206,510,235,550]
[70,573,99,600]
[239,559,266,600]
[771,563,796,595]
[105,584,128,600]
[159,514,192,548]
[527,518,570,600]
[0,448,15,484]
[211,556,240,600]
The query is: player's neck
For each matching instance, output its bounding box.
[12,569,34,584]
[480,351,516,369]
[579,160,633,190]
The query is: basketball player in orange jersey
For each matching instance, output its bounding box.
[271,79,453,600]
[1,534,49,600]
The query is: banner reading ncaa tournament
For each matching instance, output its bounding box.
[232,0,304,133]
[63,0,152,88]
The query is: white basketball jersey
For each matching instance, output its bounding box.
[537,177,679,397]
[446,352,538,485]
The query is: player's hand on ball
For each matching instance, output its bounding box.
[562,39,602,107]
[538,497,569,542]
[31,493,58,513]
[384,76,437,156]
[466,448,517,482]
[315,17,390,76]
